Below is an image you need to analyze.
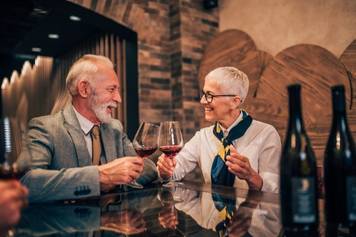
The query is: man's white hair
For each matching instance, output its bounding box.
[205,66,249,102]
[66,54,114,96]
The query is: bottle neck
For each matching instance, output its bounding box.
[331,106,349,133]
[288,89,305,132]
[331,87,349,131]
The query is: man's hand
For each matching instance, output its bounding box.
[157,154,176,179]
[0,180,28,228]
[226,145,263,190]
[97,157,144,190]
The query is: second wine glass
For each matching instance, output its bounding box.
[130,122,159,189]
[158,121,183,188]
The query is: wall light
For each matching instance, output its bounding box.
[48,34,59,39]
[32,47,42,52]
[69,15,81,21]
[33,8,48,14]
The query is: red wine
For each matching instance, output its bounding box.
[159,145,182,157]
[135,146,157,158]
[280,84,318,230]
[324,85,356,226]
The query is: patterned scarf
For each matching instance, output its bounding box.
[211,110,253,186]
[212,192,236,236]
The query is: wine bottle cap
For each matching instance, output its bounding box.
[287,83,301,91]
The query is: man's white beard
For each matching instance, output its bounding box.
[90,94,117,124]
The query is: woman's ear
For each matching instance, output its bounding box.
[233,96,242,108]
[77,80,90,98]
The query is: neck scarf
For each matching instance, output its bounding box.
[211,111,253,186]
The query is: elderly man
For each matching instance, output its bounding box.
[19,54,157,202]
[157,67,281,193]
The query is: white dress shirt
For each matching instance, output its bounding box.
[173,113,282,193]
[174,188,281,237]
[72,106,96,158]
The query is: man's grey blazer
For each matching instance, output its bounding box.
[19,105,157,202]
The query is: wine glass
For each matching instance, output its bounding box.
[0,116,31,235]
[158,121,183,188]
[129,122,159,189]
[0,116,31,180]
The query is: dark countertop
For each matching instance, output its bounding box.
[11,182,354,237]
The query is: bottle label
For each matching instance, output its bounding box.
[291,177,316,223]
[347,177,356,221]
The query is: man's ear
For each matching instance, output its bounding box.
[77,80,90,98]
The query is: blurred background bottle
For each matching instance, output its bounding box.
[280,84,319,230]
[0,92,29,180]
[324,85,356,228]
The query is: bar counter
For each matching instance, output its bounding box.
[12,182,354,237]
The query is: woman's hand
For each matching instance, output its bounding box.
[226,145,263,190]
[157,154,176,179]
[159,205,178,229]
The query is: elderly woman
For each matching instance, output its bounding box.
[157,67,281,193]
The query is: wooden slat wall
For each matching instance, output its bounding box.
[1,33,125,159]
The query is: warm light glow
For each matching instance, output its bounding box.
[35,56,41,67]
[69,15,81,21]
[48,34,59,39]
[32,47,42,52]
[10,71,19,84]
[22,61,32,75]
[1,78,9,89]
[336,132,341,149]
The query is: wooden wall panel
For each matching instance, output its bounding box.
[340,40,356,137]
[198,29,273,127]
[199,30,356,165]
[255,45,351,163]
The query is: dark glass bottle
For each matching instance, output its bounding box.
[324,85,356,227]
[280,84,319,230]
[281,228,319,237]
[0,92,4,164]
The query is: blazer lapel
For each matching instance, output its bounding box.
[62,105,91,167]
[100,124,116,162]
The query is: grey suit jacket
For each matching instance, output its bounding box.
[19,105,157,202]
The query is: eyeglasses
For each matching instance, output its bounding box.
[201,90,237,103]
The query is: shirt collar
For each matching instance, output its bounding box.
[219,110,244,136]
[72,105,97,135]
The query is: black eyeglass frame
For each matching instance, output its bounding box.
[201,90,238,103]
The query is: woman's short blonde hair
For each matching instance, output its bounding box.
[205,66,249,103]
[66,54,114,96]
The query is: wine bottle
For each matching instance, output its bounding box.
[280,84,319,230]
[281,228,319,237]
[324,85,356,227]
